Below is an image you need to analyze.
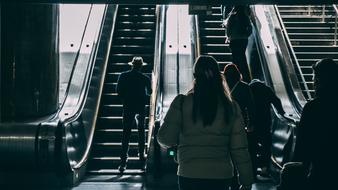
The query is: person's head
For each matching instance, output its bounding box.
[223,63,242,87]
[312,58,338,98]
[128,56,146,70]
[192,55,233,125]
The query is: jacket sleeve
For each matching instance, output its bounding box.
[230,103,254,186]
[246,86,256,130]
[116,73,125,98]
[157,95,183,148]
[268,88,285,115]
[146,75,152,95]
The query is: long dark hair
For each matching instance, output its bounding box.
[192,55,234,126]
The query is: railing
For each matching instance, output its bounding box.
[322,5,326,22]
[41,4,117,182]
[148,5,165,148]
[333,4,338,46]
[274,6,312,100]
[146,5,166,177]
[193,15,201,57]
[251,5,301,169]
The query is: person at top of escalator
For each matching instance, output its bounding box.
[116,56,152,173]
[249,79,285,177]
[223,63,257,189]
[225,5,252,83]
[157,55,254,190]
[293,58,338,190]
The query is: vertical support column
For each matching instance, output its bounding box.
[0,3,2,122]
[334,13,337,46]
[321,5,326,23]
[1,3,59,121]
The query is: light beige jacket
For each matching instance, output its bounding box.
[157,93,253,186]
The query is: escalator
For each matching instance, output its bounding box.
[87,5,156,175]
[196,5,302,184]
[276,5,338,100]
[197,6,231,71]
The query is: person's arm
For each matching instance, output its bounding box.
[246,20,252,36]
[246,87,256,132]
[157,95,183,148]
[116,73,125,98]
[230,103,254,187]
[145,75,152,95]
[267,87,285,116]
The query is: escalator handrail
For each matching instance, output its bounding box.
[57,5,93,113]
[38,5,117,175]
[60,5,118,170]
[193,15,201,57]
[71,5,118,170]
[274,5,312,101]
[333,4,338,13]
[251,5,300,169]
[148,5,166,149]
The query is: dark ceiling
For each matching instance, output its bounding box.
[2,0,338,5]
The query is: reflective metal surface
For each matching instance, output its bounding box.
[0,4,117,186]
[1,4,59,120]
[251,5,300,168]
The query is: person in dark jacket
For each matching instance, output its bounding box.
[226,5,252,83]
[223,64,256,189]
[116,56,152,173]
[249,79,285,177]
[293,58,338,190]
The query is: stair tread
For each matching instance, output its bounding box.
[98,128,149,132]
[95,142,148,146]
[86,169,145,174]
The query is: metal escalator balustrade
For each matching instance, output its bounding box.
[198,6,232,71]
[87,5,156,175]
[277,5,338,100]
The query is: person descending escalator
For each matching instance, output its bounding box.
[249,79,286,177]
[223,64,257,189]
[225,5,252,83]
[116,56,152,173]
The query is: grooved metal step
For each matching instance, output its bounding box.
[87,5,156,175]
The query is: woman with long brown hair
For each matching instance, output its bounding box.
[157,55,253,190]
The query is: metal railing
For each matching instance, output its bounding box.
[333,4,338,46]
[274,6,312,100]
[148,5,166,148]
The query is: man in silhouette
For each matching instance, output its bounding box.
[116,56,152,173]
[249,79,285,177]
[226,5,253,83]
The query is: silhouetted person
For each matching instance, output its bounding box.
[226,5,252,83]
[223,64,257,189]
[249,79,285,177]
[116,56,152,173]
[293,58,338,190]
[158,56,253,190]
